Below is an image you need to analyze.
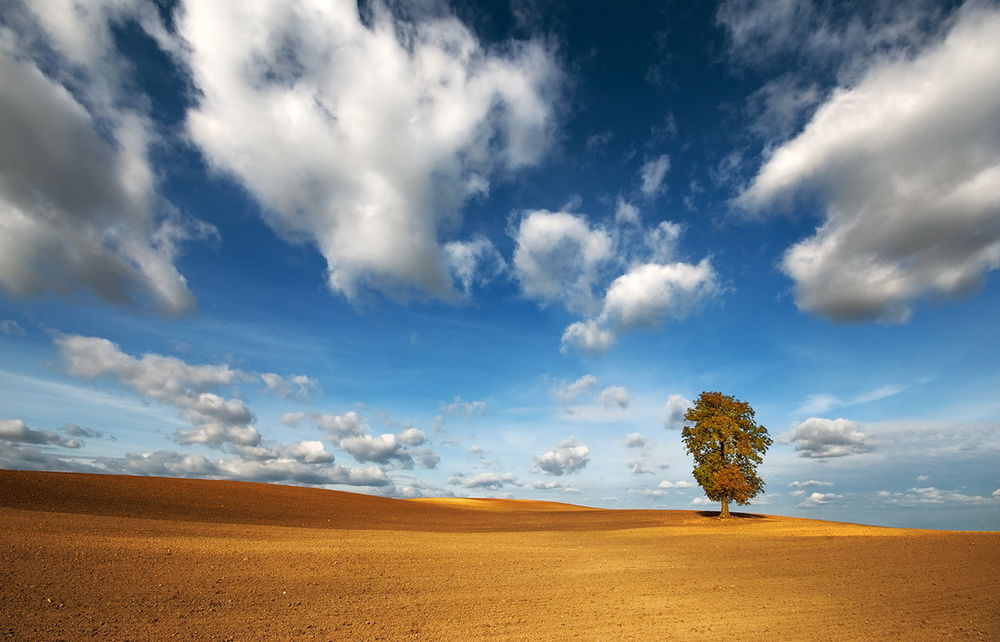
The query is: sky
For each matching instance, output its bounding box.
[1,0,999,530]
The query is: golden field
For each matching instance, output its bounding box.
[1,470,997,640]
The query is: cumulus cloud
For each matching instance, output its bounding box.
[180,1,560,302]
[623,432,647,448]
[877,487,1000,506]
[783,417,874,458]
[511,210,614,315]
[533,438,590,476]
[600,259,718,330]
[597,386,631,409]
[639,155,671,197]
[281,409,436,469]
[738,5,1000,323]
[281,411,369,440]
[788,480,833,489]
[690,497,714,506]
[102,449,387,487]
[658,480,693,489]
[260,373,318,401]
[463,472,523,490]
[0,4,211,315]
[554,375,599,402]
[797,492,843,507]
[560,319,616,354]
[614,197,640,225]
[660,394,692,430]
[445,237,507,296]
[57,334,260,447]
[0,418,80,449]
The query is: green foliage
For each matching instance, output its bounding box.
[682,391,772,509]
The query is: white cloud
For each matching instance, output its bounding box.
[788,480,833,489]
[639,155,670,197]
[738,5,1000,322]
[690,497,714,506]
[798,384,904,415]
[601,259,718,329]
[532,480,561,490]
[104,449,387,487]
[281,411,369,440]
[598,386,631,409]
[398,427,427,447]
[614,197,640,225]
[444,237,507,296]
[629,488,665,498]
[797,492,843,507]
[660,394,692,430]
[511,210,614,315]
[180,1,560,302]
[658,480,693,489]
[645,221,683,264]
[0,6,211,315]
[260,373,318,401]
[533,438,590,476]
[463,472,523,490]
[623,432,647,448]
[0,418,80,449]
[560,319,616,355]
[57,334,260,447]
[877,487,999,506]
[782,417,874,458]
[441,396,487,418]
[553,375,599,402]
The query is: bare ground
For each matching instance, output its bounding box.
[1,470,997,640]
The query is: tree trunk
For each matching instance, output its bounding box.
[719,497,730,519]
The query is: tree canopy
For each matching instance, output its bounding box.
[681,391,772,518]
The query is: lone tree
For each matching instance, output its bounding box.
[681,391,772,518]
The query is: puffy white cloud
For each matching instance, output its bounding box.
[104,449,387,487]
[783,417,874,458]
[661,394,692,430]
[0,418,80,449]
[283,441,335,464]
[553,375,598,402]
[598,386,631,409]
[797,492,843,507]
[739,5,1000,322]
[281,411,368,440]
[57,335,260,447]
[614,197,640,225]
[658,480,693,489]
[260,373,318,401]
[180,1,560,302]
[533,438,590,476]
[511,210,614,315]
[0,5,210,315]
[601,259,718,330]
[560,319,616,355]
[639,155,670,197]
[623,432,647,448]
[464,472,523,490]
[645,221,682,264]
[444,237,507,296]
[877,487,999,506]
[398,427,427,447]
[690,497,714,506]
[788,480,833,489]
[532,480,561,490]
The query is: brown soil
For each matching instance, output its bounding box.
[1,470,997,641]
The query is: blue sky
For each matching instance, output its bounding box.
[1,0,999,530]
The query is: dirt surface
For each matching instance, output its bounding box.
[1,470,998,640]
